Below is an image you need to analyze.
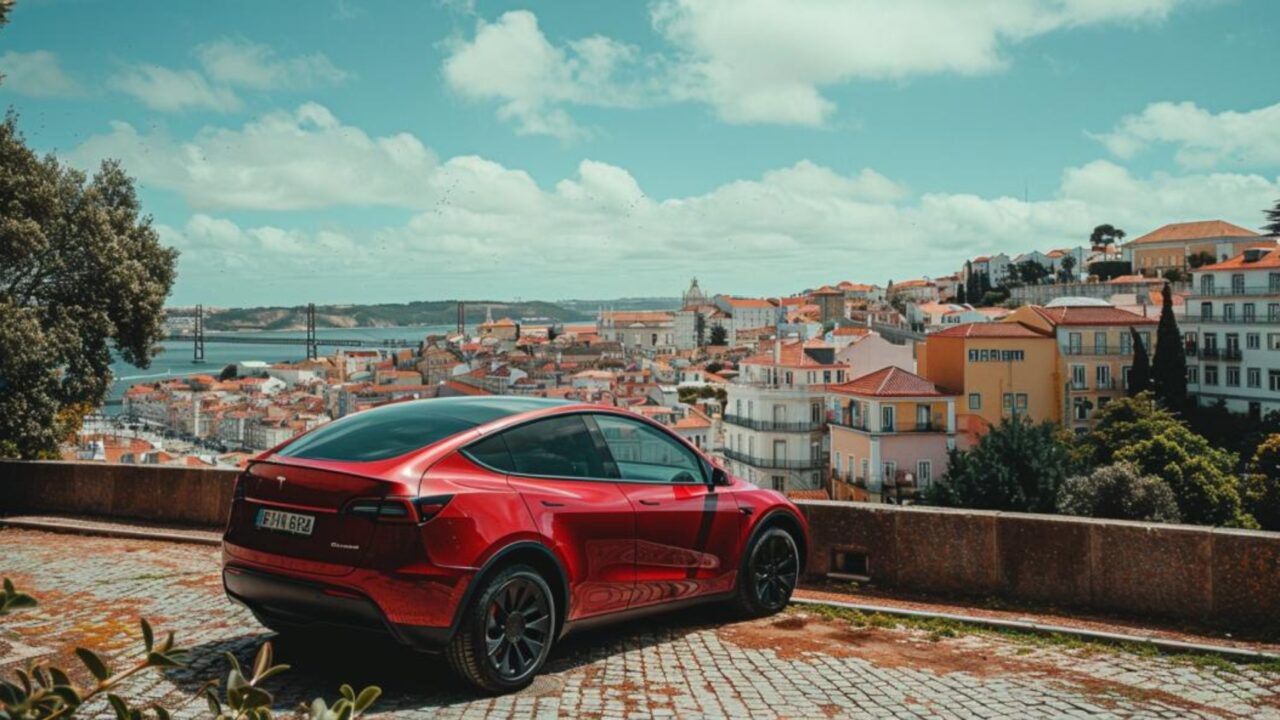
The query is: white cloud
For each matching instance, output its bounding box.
[108,65,242,113]
[0,50,81,97]
[651,0,1189,126]
[441,10,654,139]
[148,138,1279,300]
[71,103,437,210]
[195,39,350,90]
[1092,100,1280,169]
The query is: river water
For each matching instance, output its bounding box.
[107,324,455,410]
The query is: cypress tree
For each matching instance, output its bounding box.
[1127,326,1152,396]
[1264,197,1280,236]
[1151,283,1187,408]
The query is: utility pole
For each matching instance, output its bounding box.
[193,304,205,363]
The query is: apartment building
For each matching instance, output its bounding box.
[1123,220,1265,278]
[886,279,939,303]
[1009,303,1157,432]
[713,296,780,342]
[597,311,676,352]
[719,340,850,492]
[827,367,957,503]
[1185,247,1280,419]
[916,321,1058,444]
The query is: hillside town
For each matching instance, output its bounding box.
[66,218,1280,505]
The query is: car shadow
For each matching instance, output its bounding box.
[167,604,729,712]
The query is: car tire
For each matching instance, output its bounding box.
[447,564,556,694]
[733,525,800,618]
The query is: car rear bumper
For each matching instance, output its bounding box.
[222,543,470,651]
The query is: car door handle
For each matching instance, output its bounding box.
[638,499,661,506]
[540,500,566,508]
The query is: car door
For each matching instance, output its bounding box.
[469,414,636,620]
[590,413,741,608]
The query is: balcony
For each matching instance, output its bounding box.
[722,414,824,433]
[1197,347,1244,361]
[1194,285,1280,298]
[722,447,829,470]
[1183,314,1277,325]
[1064,347,1134,357]
[830,416,945,433]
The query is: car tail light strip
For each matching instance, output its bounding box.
[344,495,453,524]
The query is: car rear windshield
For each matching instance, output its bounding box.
[276,402,473,462]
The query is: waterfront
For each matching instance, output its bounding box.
[107,324,455,409]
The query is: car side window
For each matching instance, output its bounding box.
[592,414,704,484]
[499,415,611,479]
[462,433,515,472]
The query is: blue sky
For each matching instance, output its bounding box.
[2,0,1278,306]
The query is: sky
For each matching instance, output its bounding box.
[2,0,1279,307]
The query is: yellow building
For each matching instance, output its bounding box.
[916,321,1059,445]
[478,316,519,341]
[1008,304,1157,433]
[826,367,957,503]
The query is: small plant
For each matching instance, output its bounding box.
[0,578,381,720]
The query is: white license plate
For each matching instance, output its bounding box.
[255,508,315,536]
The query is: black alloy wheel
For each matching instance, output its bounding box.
[484,576,553,681]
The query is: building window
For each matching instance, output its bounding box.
[1187,367,1199,385]
[1227,366,1241,387]
[771,476,785,492]
[860,458,869,483]
[1271,371,1280,393]
[1094,332,1107,354]
[1244,304,1256,322]
[1232,273,1245,294]
[1096,365,1111,390]
[881,405,895,432]
[1205,365,1219,386]
[1068,332,1082,354]
[916,404,931,429]
[1201,275,1215,295]
[917,460,932,487]
[1016,393,1028,410]
[1248,368,1261,388]
[1071,364,1086,389]
[1270,333,1280,350]
[968,393,981,410]
[1120,332,1132,354]
[1224,304,1235,322]
[882,462,897,487]
[1248,333,1261,350]
[1201,302,1213,320]
[1073,397,1090,421]
[1002,393,1014,414]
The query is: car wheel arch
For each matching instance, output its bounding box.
[746,509,808,571]
[453,540,570,639]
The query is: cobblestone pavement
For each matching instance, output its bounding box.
[3,528,1279,719]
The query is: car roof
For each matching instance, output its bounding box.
[378,396,575,426]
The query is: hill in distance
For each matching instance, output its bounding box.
[200,300,594,331]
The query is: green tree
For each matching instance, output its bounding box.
[1150,283,1186,409]
[1059,254,1076,283]
[1186,250,1217,269]
[955,282,967,304]
[1126,327,1152,397]
[694,312,706,347]
[1263,197,1280,237]
[1015,260,1051,286]
[1076,394,1253,527]
[0,116,177,458]
[926,414,1075,513]
[1089,223,1126,252]
[1056,462,1181,523]
[708,324,727,346]
[1243,434,1280,531]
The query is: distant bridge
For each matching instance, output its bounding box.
[165,302,454,363]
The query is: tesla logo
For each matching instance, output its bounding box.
[276,476,287,490]
[331,542,360,551]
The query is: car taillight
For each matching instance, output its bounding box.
[345,495,452,524]
[412,495,453,523]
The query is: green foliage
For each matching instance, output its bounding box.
[1077,394,1252,527]
[1162,268,1187,283]
[0,578,36,615]
[1058,254,1077,282]
[1013,260,1052,286]
[0,114,178,459]
[708,324,728,346]
[1151,283,1187,409]
[1127,327,1152,397]
[1243,435,1280,531]
[1265,197,1280,236]
[1186,251,1217,269]
[1089,224,1126,247]
[1056,462,1181,523]
[1086,260,1133,281]
[0,579,380,720]
[693,313,706,347]
[926,414,1075,513]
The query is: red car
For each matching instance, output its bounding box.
[222,397,808,692]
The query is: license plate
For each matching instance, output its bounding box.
[255,508,315,536]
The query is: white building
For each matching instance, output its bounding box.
[597,311,676,352]
[1185,246,1280,419]
[718,339,850,492]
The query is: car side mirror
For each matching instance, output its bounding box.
[710,466,730,487]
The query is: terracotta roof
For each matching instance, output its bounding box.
[442,380,493,396]
[891,279,934,289]
[721,296,775,309]
[1198,246,1280,271]
[739,340,842,368]
[832,326,871,337]
[810,285,843,296]
[931,322,1052,339]
[1127,220,1259,246]
[830,367,947,398]
[1027,306,1156,327]
[785,489,830,501]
